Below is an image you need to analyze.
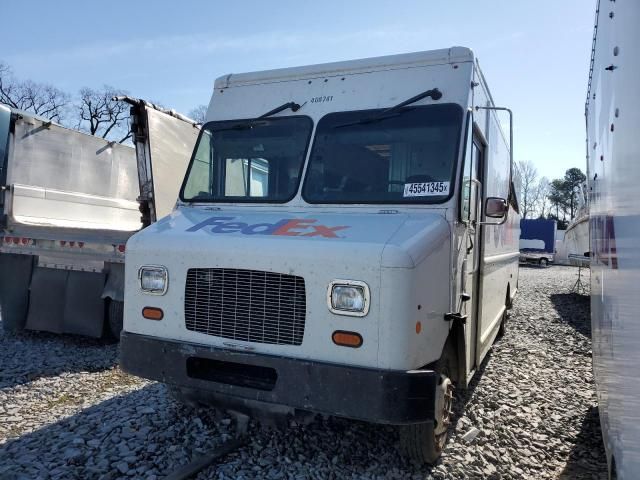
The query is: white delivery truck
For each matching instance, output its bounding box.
[0,100,198,338]
[120,47,520,463]
[587,1,640,478]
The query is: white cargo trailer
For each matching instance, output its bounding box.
[120,47,520,462]
[587,1,640,478]
[0,100,198,338]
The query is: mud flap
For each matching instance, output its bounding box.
[64,270,107,337]
[0,253,35,332]
[25,267,106,337]
[25,267,67,333]
[102,263,125,302]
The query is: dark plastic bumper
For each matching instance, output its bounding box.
[120,331,439,425]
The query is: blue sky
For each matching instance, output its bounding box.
[1,0,595,180]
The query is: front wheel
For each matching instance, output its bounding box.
[399,375,454,464]
[539,258,549,267]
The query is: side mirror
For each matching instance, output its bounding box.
[485,197,507,218]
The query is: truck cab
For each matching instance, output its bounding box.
[120,47,520,463]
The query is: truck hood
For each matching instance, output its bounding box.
[128,207,450,268]
[125,207,451,369]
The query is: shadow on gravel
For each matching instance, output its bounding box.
[0,385,167,478]
[558,405,608,479]
[0,325,117,390]
[0,383,435,480]
[449,346,494,418]
[549,292,591,339]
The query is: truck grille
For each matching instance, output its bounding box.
[184,268,306,346]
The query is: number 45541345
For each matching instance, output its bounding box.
[403,182,449,197]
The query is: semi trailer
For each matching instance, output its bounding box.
[120,47,520,463]
[587,1,640,478]
[0,100,198,338]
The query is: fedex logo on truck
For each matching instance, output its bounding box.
[187,217,350,238]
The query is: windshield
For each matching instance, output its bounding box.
[302,104,463,204]
[180,116,312,203]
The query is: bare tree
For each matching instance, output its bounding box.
[514,160,539,219]
[0,61,69,122]
[77,86,131,143]
[189,104,208,124]
[536,177,551,218]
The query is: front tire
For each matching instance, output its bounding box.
[539,258,548,267]
[399,375,454,464]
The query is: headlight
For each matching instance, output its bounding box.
[138,266,168,295]
[327,280,370,316]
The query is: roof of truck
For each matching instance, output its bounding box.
[214,47,474,88]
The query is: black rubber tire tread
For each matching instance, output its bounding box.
[107,300,124,341]
[399,421,440,465]
[497,310,507,338]
[498,290,510,338]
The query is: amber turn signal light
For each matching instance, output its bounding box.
[332,330,363,348]
[142,307,164,320]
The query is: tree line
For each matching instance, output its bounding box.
[0,61,207,143]
[515,160,587,229]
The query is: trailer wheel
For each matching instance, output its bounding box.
[107,300,124,340]
[539,258,548,267]
[399,375,454,464]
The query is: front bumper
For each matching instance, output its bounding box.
[120,332,439,425]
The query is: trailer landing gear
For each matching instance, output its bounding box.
[399,375,454,464]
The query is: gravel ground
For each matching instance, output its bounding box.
[0,266,607,479]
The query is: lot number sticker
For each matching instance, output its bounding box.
[403,181,450,197]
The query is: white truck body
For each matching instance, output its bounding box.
[0,101,198,337]
[121,48,519,452]
[587,1,640,478]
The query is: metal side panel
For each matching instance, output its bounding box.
[10,183,141,231]
[0,105,11,226]
[146,108,199,220]
[6,114,141,233]
[25,267,67,333]
[8,117,138,202]
[0,253,35,331]
[63,270,106,337]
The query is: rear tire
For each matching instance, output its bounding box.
[107,300,124,340]
[399,375,453,464]
[497,308,508,338]
[498,290,510,338]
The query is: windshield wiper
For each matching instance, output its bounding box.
[258,101,301,118]
[209,101,302,132]
[333,87,442,128]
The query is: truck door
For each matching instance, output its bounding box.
[461,128,484,373]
